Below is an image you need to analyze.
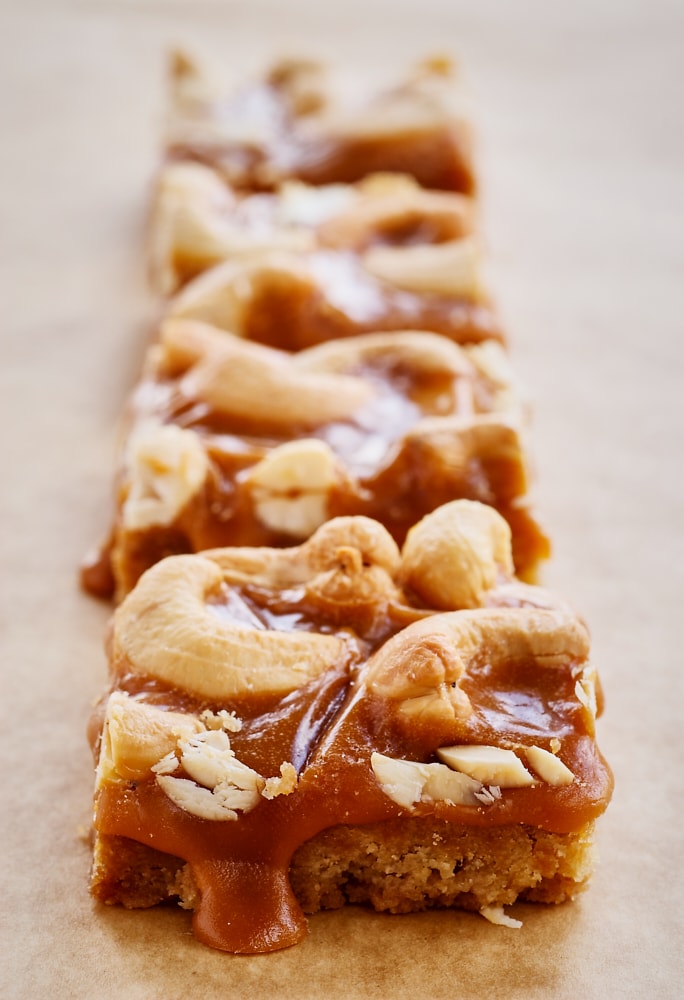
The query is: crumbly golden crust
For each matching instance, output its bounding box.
[92,818,595,916]
[291,819,595,913]
[91,835,196,910]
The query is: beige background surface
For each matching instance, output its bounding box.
[1,1,683,997]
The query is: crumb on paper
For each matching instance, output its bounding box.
[480,905,523,929]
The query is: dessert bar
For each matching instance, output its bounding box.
[89,502,612,953]
[164,240,502,350]
[165,52,476,194]
[151,169,502,347]
[150,168,477,296]
[84,320,548,600]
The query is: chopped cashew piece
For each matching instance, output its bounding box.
[246,439,342,537]
[199,709,243,733]
[156,728,265,821]
[151,752,180,776]
[420,762,483,805]
[277,180,357,227]
[253,494,329,538]
[370,753,425,809]
[262,762,299,800]
[523,745,575,786]
[177,730,259,791]
[157,775,258,821]
[96,692,204,784]
[575,665,598,729]
[363,236,481,299]
[437,745,535,787]
[123,422,208,530]
[480,905,523,929]
[473,785,502,805]
[370,752,481,809]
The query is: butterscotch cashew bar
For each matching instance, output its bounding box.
[164,244,500,350]
[88,319,548,599]
[164,52,476,195]
[150,167,476,295]
[90,503,612,953]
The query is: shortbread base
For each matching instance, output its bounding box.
[91,818,595,918]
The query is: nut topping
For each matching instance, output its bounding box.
[437,745,536,788]
[370,752,481,809]
[112,554,349,698]
[401,500,514,610]
[522,745,575,786]
[122,422,209,530]
[245,439,345,537]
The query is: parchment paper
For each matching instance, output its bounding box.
[2,2,682,997]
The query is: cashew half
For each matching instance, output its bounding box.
[113,554,348,698]
[293,328,474,380]
[150,163,314,294]
[318,175,473,251]
[401,500,514,610]
[203,515,401,591]
[365,607,590,723]
[122,422,209,530]
[244,439,347,538]
[176,333,374,427]
[363,236,482,300]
